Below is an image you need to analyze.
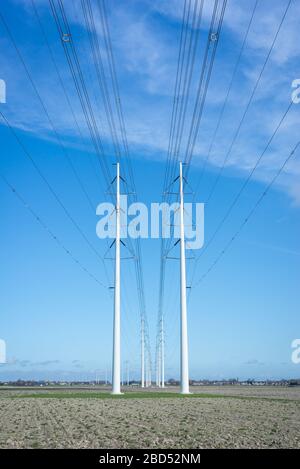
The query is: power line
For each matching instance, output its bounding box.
[156,0,227,387]
[204,0,292,204]
[0,8,97,214]
[81,0,122,162]
[189,100,294,289]
[191,139,300,288]
[188,0,293,291]
[0,111,107,267]
[194,0,259,192]
[165,0,227,259]
[30,0,101,192]
[163,0,192,195]
[49,0,112,188]
[156,0,191,385]
[97,0,153,379]
[168,0,204,189]
[184,0,227,168]
[0,174,108,290]
[52,0,152,382]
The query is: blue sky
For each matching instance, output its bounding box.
[0,0,299,381]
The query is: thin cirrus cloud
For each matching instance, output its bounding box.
[1,358,61,367]
[1,0,299,203]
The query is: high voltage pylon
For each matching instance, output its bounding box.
[111,162,122,395]
[1,0,296,398]
[156,317,165,388]
[179,162,190,394]
[109,162,150,393]
[156,162,191,393]
[46,0,152,395]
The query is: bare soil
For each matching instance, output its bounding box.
[0,386,299,448]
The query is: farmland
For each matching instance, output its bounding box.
[0,386,299,448]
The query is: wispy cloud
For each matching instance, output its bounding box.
[244,359,265,366]
[2,358,61,367]
[247,240,300,257]
[34,360,61,366]
[1,0,299,203]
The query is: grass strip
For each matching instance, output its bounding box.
[8,392,300,404]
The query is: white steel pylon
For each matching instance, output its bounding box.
[145,358,149,387]
[158,340,161,387]
[141,317,145,388]
[179,162,190,394]
[147,354,152,387]
[156,340,159,386]
[161,316,165,388]
[126,360,129,386]
[111,162,122,394]
[149,359,152,387]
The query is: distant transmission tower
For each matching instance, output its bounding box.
[146,354,151,387]
[126,360,130,386]
[157,339,161,387]
[155,338,159,387]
